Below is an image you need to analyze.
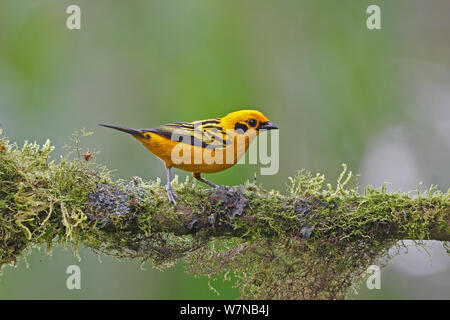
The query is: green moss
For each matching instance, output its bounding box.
[185,166,448,299]
[0,133,448,299]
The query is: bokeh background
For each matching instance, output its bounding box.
[0,0,449,299]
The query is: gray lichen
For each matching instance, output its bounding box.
[87,183,130,225]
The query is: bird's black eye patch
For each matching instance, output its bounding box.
[248,119,257,128]
[234,122,248,134]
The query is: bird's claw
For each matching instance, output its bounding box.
[166,185,178,207]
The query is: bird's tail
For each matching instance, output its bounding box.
[98,124,148,139]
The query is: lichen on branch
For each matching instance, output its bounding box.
[0,132,448,299]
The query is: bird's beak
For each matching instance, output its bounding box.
[258,121,279,130]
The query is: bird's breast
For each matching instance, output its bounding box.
[136,132,255,173]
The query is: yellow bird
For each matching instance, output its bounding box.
[99,110,278,206]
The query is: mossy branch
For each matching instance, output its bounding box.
[0,133,449,299]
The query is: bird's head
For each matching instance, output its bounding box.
[221,110,278,135]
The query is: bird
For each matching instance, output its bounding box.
[99,110,278,206]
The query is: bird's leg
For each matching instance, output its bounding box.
[165,167,178,206]
[193,173,219,189]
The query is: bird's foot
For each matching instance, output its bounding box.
[192,173,219,189]
[165,184,178,207]
[205,181,219,189]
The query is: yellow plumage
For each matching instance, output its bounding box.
[100,110,278,206]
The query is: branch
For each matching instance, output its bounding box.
[0,135,449,299]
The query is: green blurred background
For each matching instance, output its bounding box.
[0,0,449,299]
